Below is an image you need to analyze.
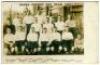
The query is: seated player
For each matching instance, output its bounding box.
[47,27,55,54]
[15,26,26,54]
[49,28,61,54]
[62,26,74,54]
[4,28,15,55]
[74,34,84,54]
[27,29,38,55]
[39,28,49,54]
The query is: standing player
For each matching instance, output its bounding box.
[35,11,43,25]
[31,17,42,43]
[12,13,21,32]
[55,16,65,40]
[65,14,77,38]
[23,11,34,40]
[41,12,48,24]
[43,17,54,33]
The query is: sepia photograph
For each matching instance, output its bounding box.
[1,0,99,64]
[2,1,84,55]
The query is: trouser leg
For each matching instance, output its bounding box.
[53,41,59,54]
[67,40,72,53]
[41,41,47,54]
[25,24,31,40]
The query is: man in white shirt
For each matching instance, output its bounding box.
[27,29,38,55]
[41,12,48,24]
[39,28,49,54]
[12,13,21,32]
[15,26,26,54]
[35,12,47,25]
[49,28,61,54]
[55,16,65,32]
[23,11,34,40]
[43,17,54,33]
[4,28,15,55]
[35,11,43,25]
[62,26,74,54]
[65,14,78,38]
[55,16,65,40]
[31,17,42,43]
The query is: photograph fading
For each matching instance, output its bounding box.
[2,1,84,55]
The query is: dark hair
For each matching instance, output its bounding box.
[5,27,11,34]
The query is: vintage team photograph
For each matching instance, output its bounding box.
[2,1,84,55]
